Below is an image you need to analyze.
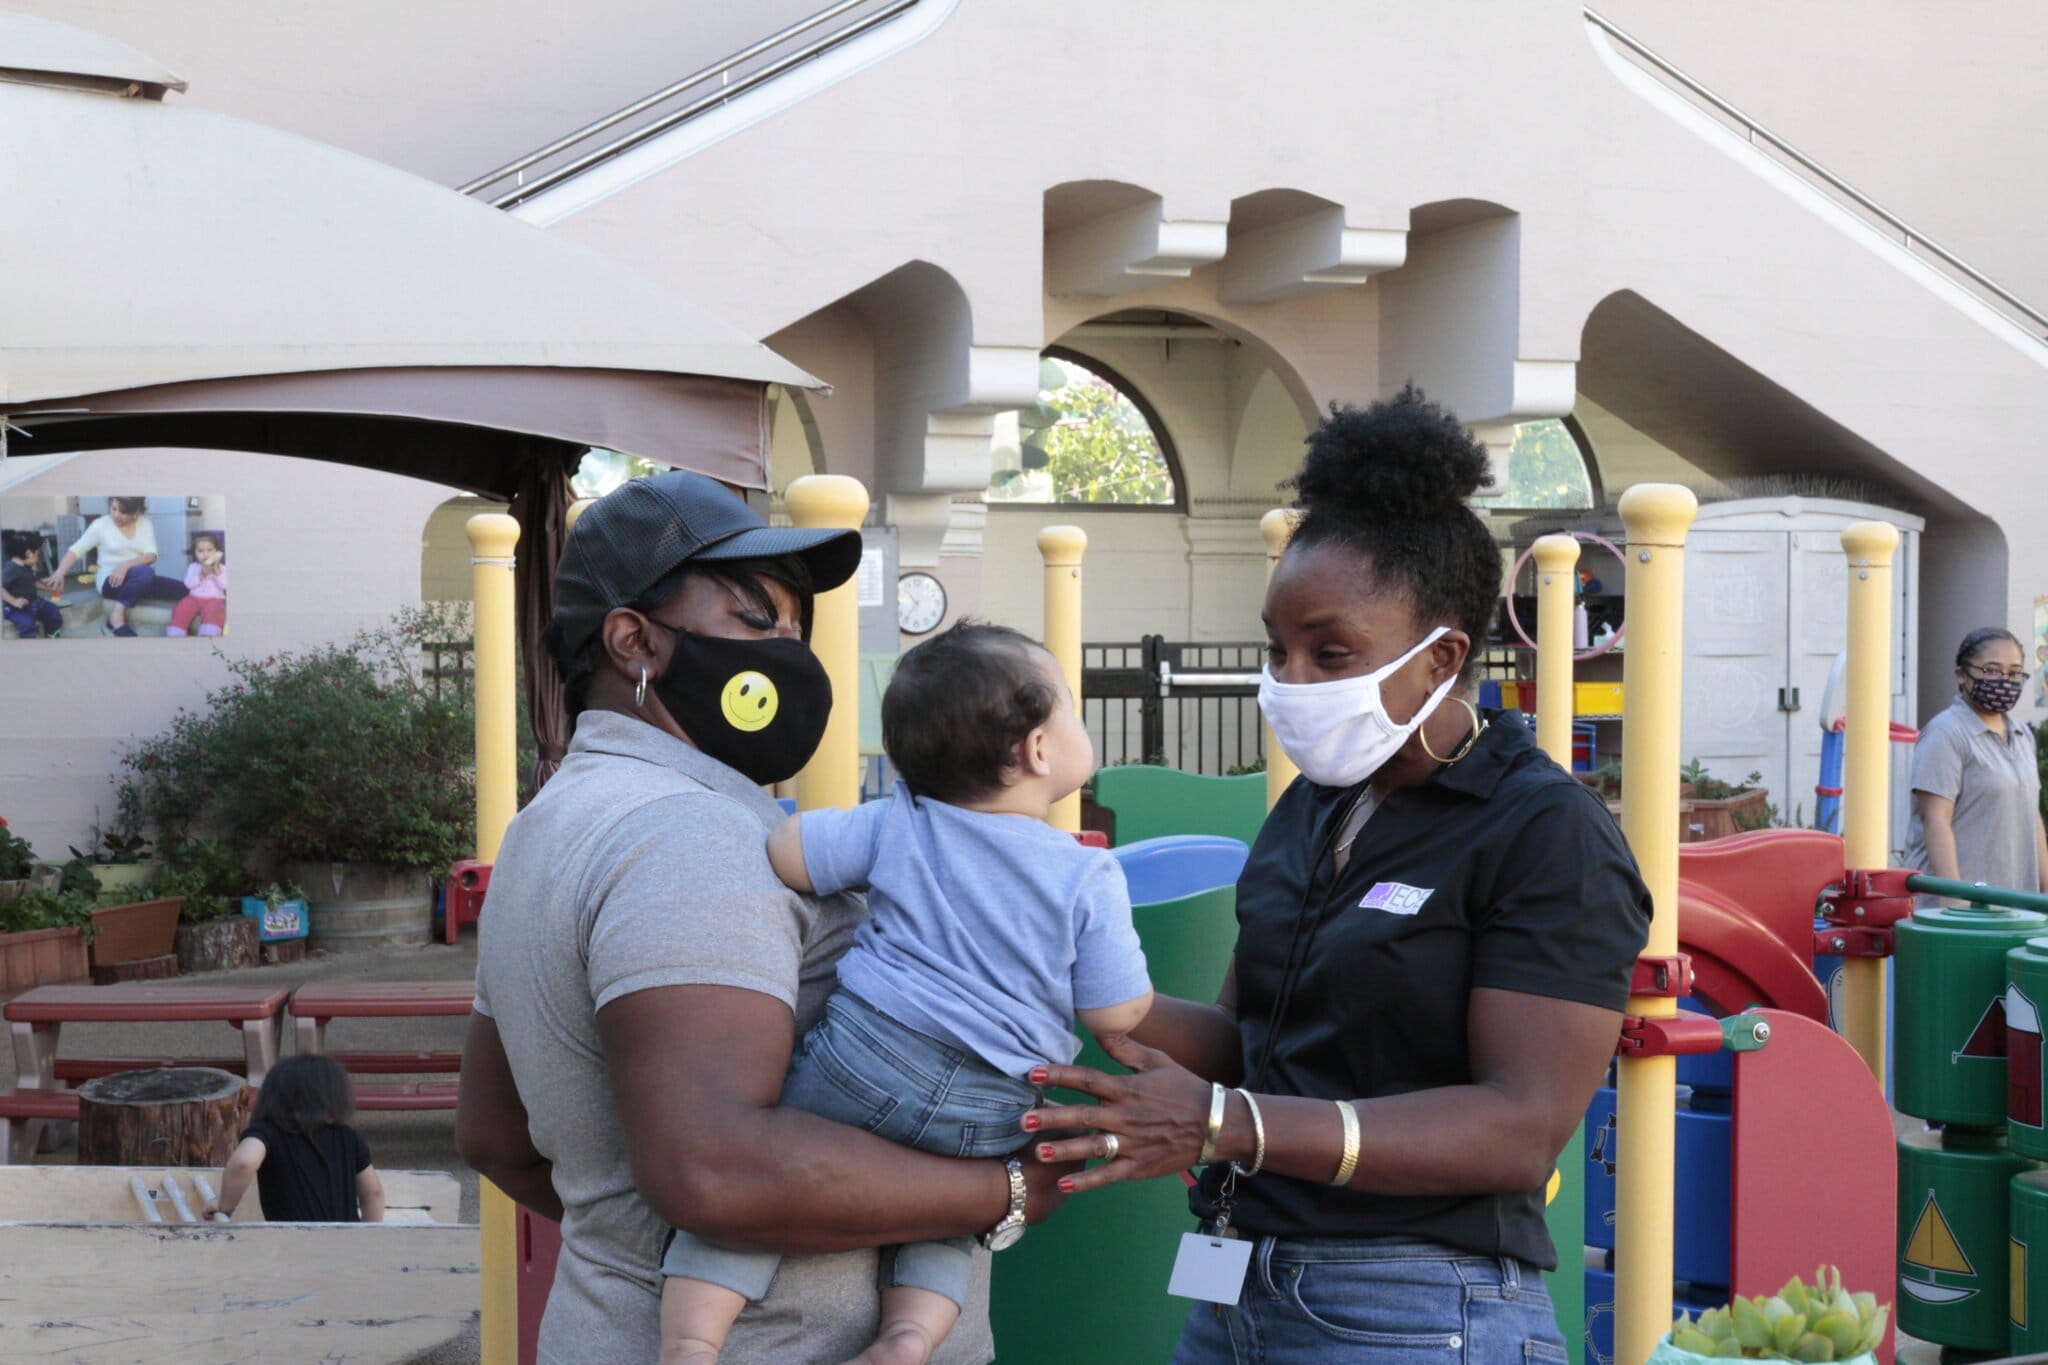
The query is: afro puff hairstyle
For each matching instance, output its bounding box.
[1285,383,1501,677]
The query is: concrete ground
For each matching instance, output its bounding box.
[2,936,484,1364]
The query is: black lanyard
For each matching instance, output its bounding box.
[1247,783,1369,1091]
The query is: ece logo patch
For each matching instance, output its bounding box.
[1360,882,1434,915]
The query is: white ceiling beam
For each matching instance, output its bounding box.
[1218,206,1406,303]
[1046,197,1227,298]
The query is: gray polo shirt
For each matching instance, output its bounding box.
[474,710,994,1365]
[1902,695,2042,900]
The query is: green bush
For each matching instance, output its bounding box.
[0,818,34,881]
[117,610,475,875]
[141,838,251,923]
[0,887,95,937]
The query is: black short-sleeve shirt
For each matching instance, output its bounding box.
[1221,711,1651,1266]
[242,1119,371,1222]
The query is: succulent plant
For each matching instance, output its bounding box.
[1667,1267,1889,1361]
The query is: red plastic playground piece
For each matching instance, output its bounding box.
[445,859,492,944]
[1731,1008,1896,1364]
[1678,830,1841,1024]
[1073,830,1108,849]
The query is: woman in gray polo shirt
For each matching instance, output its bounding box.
[1904,627,2048,901]
[456,472,1068,1365]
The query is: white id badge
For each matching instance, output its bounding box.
[1167,1231,1253,1305]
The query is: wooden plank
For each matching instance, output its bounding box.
[0,1166,460,1224]
[0,1221,478,1362]
[4,983,290,1024]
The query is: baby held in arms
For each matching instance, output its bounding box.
[658,621,1153,1365]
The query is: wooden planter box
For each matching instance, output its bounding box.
[88,898,184,969]
[1688,788,1771,842]
[0,925,89,993]
[173,918,258,976]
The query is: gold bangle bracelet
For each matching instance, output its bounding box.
[1199,1082,1227,1165]
[1331,1100,1361,1185]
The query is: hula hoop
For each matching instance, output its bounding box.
[1504,530,1628,662]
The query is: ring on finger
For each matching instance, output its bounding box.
[1100,1133,1120,1161]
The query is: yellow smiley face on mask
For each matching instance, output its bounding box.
[720,671,779,732]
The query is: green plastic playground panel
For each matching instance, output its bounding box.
[1093,766,1267,848]
[990,883,1239,1362]
[858,654,896,757]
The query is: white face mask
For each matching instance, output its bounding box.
[1258,627,1456,788]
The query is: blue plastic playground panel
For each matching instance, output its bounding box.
[776,797,796,815]
[1583,1268,1725,1365]
[1111,834,1249,906]
[1583,1086,1730,1291]
[1674,997,1732,1095]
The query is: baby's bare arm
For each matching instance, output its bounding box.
[1078,988,1156,1046]
[766,816,814,893]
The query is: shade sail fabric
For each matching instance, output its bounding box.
[1,14,820,494]
[10,368,774,496]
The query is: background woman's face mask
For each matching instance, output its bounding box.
[649,624,832,784]
[1966,672,2025,716]
[1257,627,1454,788]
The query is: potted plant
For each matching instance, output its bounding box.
[0,817,37,905]
[241,881,310,944]
[1656,1267,1887,1362]
[66,823,156,896]
[1682,760,1773,841]
[144,839,260,975]
[85,891,183,971]
[117,611,474,951]
[0,886,94,992]
[1579,762,1704,840]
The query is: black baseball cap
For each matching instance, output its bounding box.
[545,469,863,669]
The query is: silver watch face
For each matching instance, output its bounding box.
[984,1220,1025,1252]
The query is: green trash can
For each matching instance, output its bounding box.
[1895,906,2047,1127]
[990,883,1237,1362]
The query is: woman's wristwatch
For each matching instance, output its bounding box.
[980,1157,1028,1251]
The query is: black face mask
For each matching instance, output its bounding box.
[648,624,832,785]
[1966,674,2025,716]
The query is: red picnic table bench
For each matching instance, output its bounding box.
[289,980,472,1112]
[1,982,289,1162]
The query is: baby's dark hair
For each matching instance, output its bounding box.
[1957,627,2024,669]
[2,531,35,560]
[1286,384,1501,677]
[249,1054,354,1134]
[883,621,1057,804]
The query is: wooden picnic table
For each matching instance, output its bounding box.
[289,980,474,1056]
[6,983,290,1092]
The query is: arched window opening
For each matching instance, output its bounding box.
[1474,417,1598,510]
[986,352,1182,508]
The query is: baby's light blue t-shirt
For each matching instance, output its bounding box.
[801,783,1151,1080]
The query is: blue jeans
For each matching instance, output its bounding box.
[4,599,63,638]
[1170,1236,1568,1364]
[100,565,186,609]
[662,991,1037,1308]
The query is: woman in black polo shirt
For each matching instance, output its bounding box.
[1025,387,1652,1362]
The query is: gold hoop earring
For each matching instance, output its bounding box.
[635,667,649,710]
[1418,696,1486,765]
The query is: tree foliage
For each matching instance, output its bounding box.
[989,357,1176,506]
[1476,419,1594,509]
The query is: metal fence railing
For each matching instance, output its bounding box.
[422,640,475,702]
[1082,638,1266,775]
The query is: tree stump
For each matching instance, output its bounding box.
[77,1067,246,1167]
[174,918,258,975]
[260,939,307,967]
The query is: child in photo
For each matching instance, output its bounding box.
[202,1055,385,1223]
[2,532,64,639]
[167,530,228,637]
[658,621,1153,1365]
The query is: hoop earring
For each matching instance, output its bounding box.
[1418,696,1486,765]
[635,667,649,710]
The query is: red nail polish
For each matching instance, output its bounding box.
[1028,1067,1049,1085]
[1022,1114,1041,1131]
[1057,1177,1076,1193]
[1038,1144,1055,1161]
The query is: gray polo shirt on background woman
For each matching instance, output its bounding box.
[1903,696,2043,898]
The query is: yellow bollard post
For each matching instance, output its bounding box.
[467,512,521,1365]
[1532,533,1581,766]
[787,475,870,813]
[1841,521,1901,1078]
[1261,509,1300,809]
[565,497,594,534]
[1613,484,1698,1365]
[1039,525,1088,833]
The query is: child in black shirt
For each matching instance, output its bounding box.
[203,1056,385,1223]
[2,533,63,639]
